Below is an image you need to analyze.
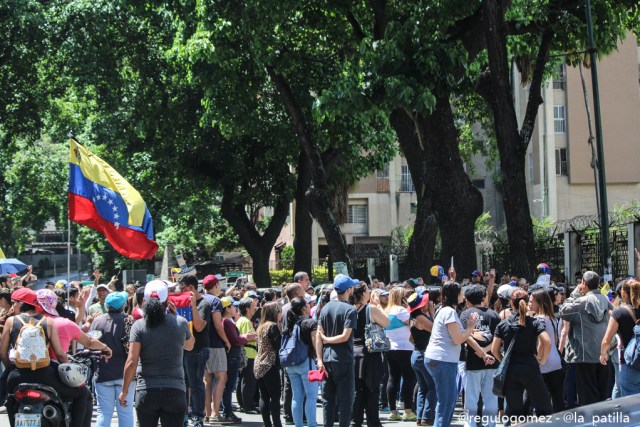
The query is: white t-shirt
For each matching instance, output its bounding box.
[385,305,413,351]
[425,306,463,363]
[537,315,562,374]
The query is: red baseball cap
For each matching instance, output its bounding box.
[203,275,219,290]
[11,288,39,307]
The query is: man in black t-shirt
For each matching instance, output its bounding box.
[180,275,212,427]
[317,275,358,427]
[460,285,499,427]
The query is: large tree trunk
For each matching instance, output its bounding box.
[419,97,484,279]
[220,185,290,287]
[478,0,556,279]
[389,109,437,279]
[390,99,483,280]
[293,152,313,274]
[268,69,352,274]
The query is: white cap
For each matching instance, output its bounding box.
[144,280,169,303]
[497,284,515,300]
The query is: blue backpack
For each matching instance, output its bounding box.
[279,320,308,367]
[623,306,640,369]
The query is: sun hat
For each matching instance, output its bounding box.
[36,289,59,316]
[407,292,429,313]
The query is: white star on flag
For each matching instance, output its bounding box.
[114,213,120,219]
[114,222,120,229]
[102,195,108,201]
[112,206,117,212]
[107,199,113,205]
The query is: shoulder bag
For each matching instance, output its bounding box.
[364,304,391,353]
[492,326,519,397]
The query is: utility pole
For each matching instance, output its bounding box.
[585,0,611,278]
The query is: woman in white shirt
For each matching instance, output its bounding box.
[529,289,564,412]
[384,287,417,421]
[425,281,480,427]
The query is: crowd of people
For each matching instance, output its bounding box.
[0,256,639,427]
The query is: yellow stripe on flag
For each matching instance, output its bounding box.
[0,247,4,258]
[69,139,146,227]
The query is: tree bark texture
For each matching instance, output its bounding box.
[268,69,352,274]
[293,152,313,275]
[419,98,484,279]
[220,185,290,287]
[479,0,556,279]
[389,109,437,279]
[390,97,483,280]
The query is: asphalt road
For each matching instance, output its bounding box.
[1,398,469,426]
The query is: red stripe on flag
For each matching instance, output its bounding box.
[168,292,192,308]
[69,193,158,259]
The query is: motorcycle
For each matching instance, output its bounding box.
[12,332,105,427]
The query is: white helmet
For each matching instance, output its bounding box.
[58,363,88,388]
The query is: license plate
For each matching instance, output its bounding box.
[15,413,41,427]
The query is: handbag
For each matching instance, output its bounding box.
[492,327,518,398]
[307,358,327,382]
[308,368,328,382]
[364,305,391,353]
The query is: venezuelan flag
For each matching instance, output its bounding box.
[168,292,194,333]
[68,139,158,259]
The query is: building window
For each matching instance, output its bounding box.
[348,205,368,224]
[472,179,485,190]
[555,148,568,176]
[529,153,534,183]
[400,164,415,192]
[376,163,390,192]
[553,65,566,90]
[554,106,566,133]
[376,163,389,178]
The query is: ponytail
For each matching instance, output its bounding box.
[628,279,640,309]
[287,297,307,334]
[510,289,529,327]
[518,299,528,326]
[143,297,166,328]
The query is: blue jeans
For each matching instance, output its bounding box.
[425,359,458,427]
[323,361,355,427]
[96,380,135,427]
[612,359,621,399]
[619,363,640,397]
[464,369,498,427]
[184,348,210,418]
[287,358,319,427]
[222,356,241,417]
[411,350,435,421]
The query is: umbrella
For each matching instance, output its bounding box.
[0,258,28,274]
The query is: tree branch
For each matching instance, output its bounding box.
[346,10,365,42]
[262,196,291,246]
[366,0,388,40]
[519,27,556,146]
